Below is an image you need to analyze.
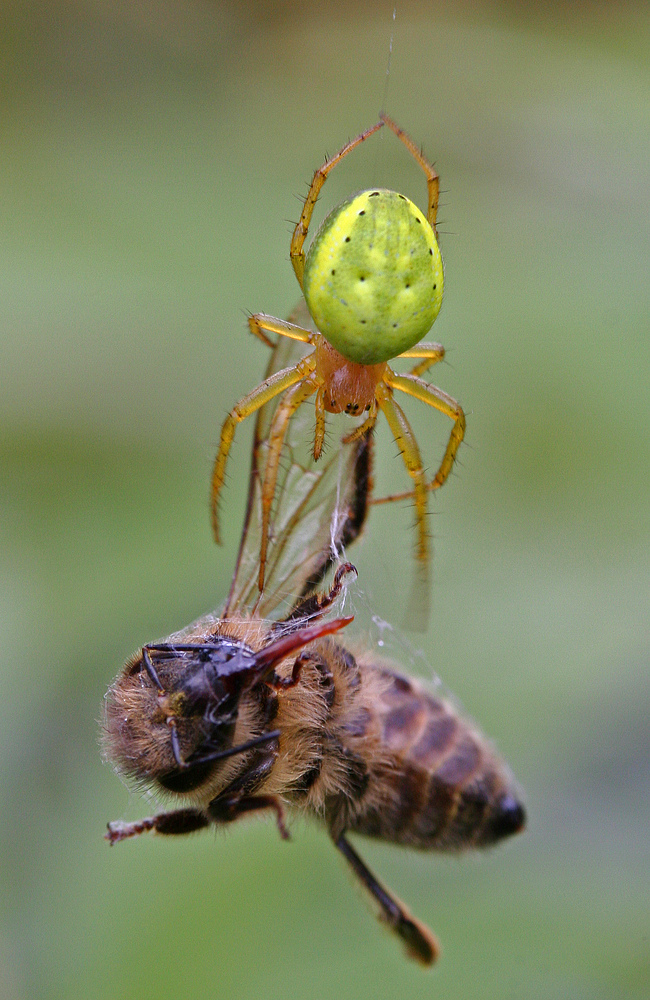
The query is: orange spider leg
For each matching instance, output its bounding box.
[290,120,385,288]
[380,113,440,234]
[259,368,321,591]
[384,371,466,492]
[397,342,446,378]
[210,361,315,544]
[374,382,430,575]
[342,399,379,445]
[314,387,326,461]
[248,313,314,349]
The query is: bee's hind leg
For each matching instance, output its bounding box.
[334,833,439,966]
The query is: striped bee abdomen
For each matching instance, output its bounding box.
[347,668,525,851]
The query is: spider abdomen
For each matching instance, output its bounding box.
[303,189,444,366]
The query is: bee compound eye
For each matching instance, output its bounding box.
[157,759,214,794]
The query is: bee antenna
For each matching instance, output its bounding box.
[168,719,186,769]
[189,730,282,767]
[142,647,164,692]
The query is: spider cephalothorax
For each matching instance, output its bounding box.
[211,115,465,608]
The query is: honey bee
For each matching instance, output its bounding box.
[103,315,525,966]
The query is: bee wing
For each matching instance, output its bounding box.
[224,299,373,620]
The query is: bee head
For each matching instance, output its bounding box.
[102,638,256,794]
[103,616,354,797]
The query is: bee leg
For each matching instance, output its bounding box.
[285,561,358,622]
[208,794,290,841]
[206,751,290,841]
[270,650,335,712]
[334,833,439,966]
[269,649,312,690]
[282,431,373,621]
[106,808,210,845]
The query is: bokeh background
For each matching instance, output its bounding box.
[1,2,648,998]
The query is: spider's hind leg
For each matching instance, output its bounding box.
[248,313,313,349]
[397,341,446,379]
[290,120,385,287]
[380,113,440,234]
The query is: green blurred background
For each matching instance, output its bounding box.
[1,1,648,997]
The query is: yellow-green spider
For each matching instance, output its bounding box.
[211,115,465,597]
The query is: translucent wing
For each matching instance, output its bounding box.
[224,300,373,620]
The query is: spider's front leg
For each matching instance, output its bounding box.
[375,382,432,628]
[385,370,466,492]
[374,383,430,569]
[370,366,465,508]
[258,363,321,591]
[342,399,379,446]
[210,364,310,544]
[313,387,326,460]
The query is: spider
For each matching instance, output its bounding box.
[211,114,465,597]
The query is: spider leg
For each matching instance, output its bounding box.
[397,341,445,378]
[375,381,430,578]
[348,352,447,508]
[370,488,421,506]
[342,398,378,445]
[380,113,440,234]
[384,370,466,493]
[314,387,326,460]
[290,121,385,288]
[249,313,314,349]
[210,362,313,544]
[259,365,321,591]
